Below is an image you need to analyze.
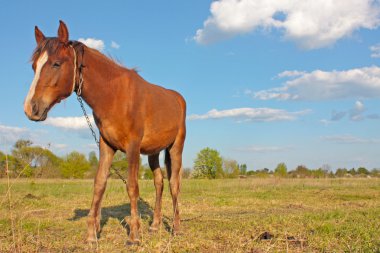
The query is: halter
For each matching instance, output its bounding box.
[70,44,83,96]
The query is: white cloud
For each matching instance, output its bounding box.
[331,101,365,122]
[276,70,306,78]
[0,124,28,135]
[321,100,380,123]
[252,88,296,100]
[78,38,105,51]
[368,113,380,119]
[331,110,347,121]
[370,44,380,58]
[321,134,380,144]
[252,66,380,101]
[111,41,120,49]
[43,116,95,130]
[187,107,310,122]
[349,100,365,121]
[320,119,332,126]
[50,143,68,150]
[194,0,380,49]
[234,145,293,153]
[0,124,32,144]
[86,143,98,150]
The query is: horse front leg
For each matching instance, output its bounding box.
[126,141,141,244]
[87,136,115,242]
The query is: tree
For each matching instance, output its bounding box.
[246,170,256,176]
[335,168,348,177]
[85,151,99,178]
[140,163,153,179]
[239,164,247,175]
[371,168,380,177]
[110,151,129,179]
[88,151,98,167]
[348,168,357,175]
[321,164,331,176]
[11,140,35,172]
[0,151,19,178]
[182,168,192,179]
[14,139,33,150]
[10,140,63,178]
[0,151,5,177]
[357,167,369,175]
[0,151,12,178]
[223,159,240,178]
[274,163,287,177]
[60,151,90,178]
[293,165,310,178]
[34,148,62,178]
[245,168,270,178]
[108,151,144,179]
[192,147,223,179]
[11,140,47,177]
[312,168,327,178]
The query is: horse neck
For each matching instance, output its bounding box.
[80,47,125,113]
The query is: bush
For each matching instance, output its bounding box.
[60,151,90,179]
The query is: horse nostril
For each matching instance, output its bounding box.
[32,102,39,116]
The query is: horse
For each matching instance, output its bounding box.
[24,20,186,244]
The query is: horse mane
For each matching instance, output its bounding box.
[106,53,140,73]
[31,39,86,62]
[31,38,61,62]
[31,38,139,73]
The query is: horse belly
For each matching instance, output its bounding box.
[140,129,177,155]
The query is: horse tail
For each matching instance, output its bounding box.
[165,148,172,179]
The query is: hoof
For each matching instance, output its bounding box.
[149,225,159,232]
[173,230,183,236]
[126,238,140,246]
[87,236,97,243]
[172,227,183,236]
[86,231,99,243]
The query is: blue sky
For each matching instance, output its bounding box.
[1,0,380,171]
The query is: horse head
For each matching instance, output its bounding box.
[24,20,76,121]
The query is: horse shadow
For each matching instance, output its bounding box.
[68,198,171,235]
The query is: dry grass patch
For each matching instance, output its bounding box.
[0,178,379,252]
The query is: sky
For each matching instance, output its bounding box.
[1,0,380,171]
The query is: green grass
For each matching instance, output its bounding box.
[1,178,379,252]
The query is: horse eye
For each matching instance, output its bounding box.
[52,62,61,68]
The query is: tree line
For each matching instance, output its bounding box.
[0,139,151,180]
[192,148,380,179]
[1,140,379,179]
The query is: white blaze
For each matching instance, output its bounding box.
[24,51,48,111]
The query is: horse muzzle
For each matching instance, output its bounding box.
[24,100,48,121]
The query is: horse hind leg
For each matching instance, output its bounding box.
[148,153,164,232]
[165,137,184,234]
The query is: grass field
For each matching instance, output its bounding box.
[1,178,379,252]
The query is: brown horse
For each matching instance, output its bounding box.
[24,20,186,244]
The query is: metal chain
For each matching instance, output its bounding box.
[76,94,127,185]
[77,95,99,147]
[111,168,128,185]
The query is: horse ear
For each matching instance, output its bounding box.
[35,26,45,45]
[57,20,69,44]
